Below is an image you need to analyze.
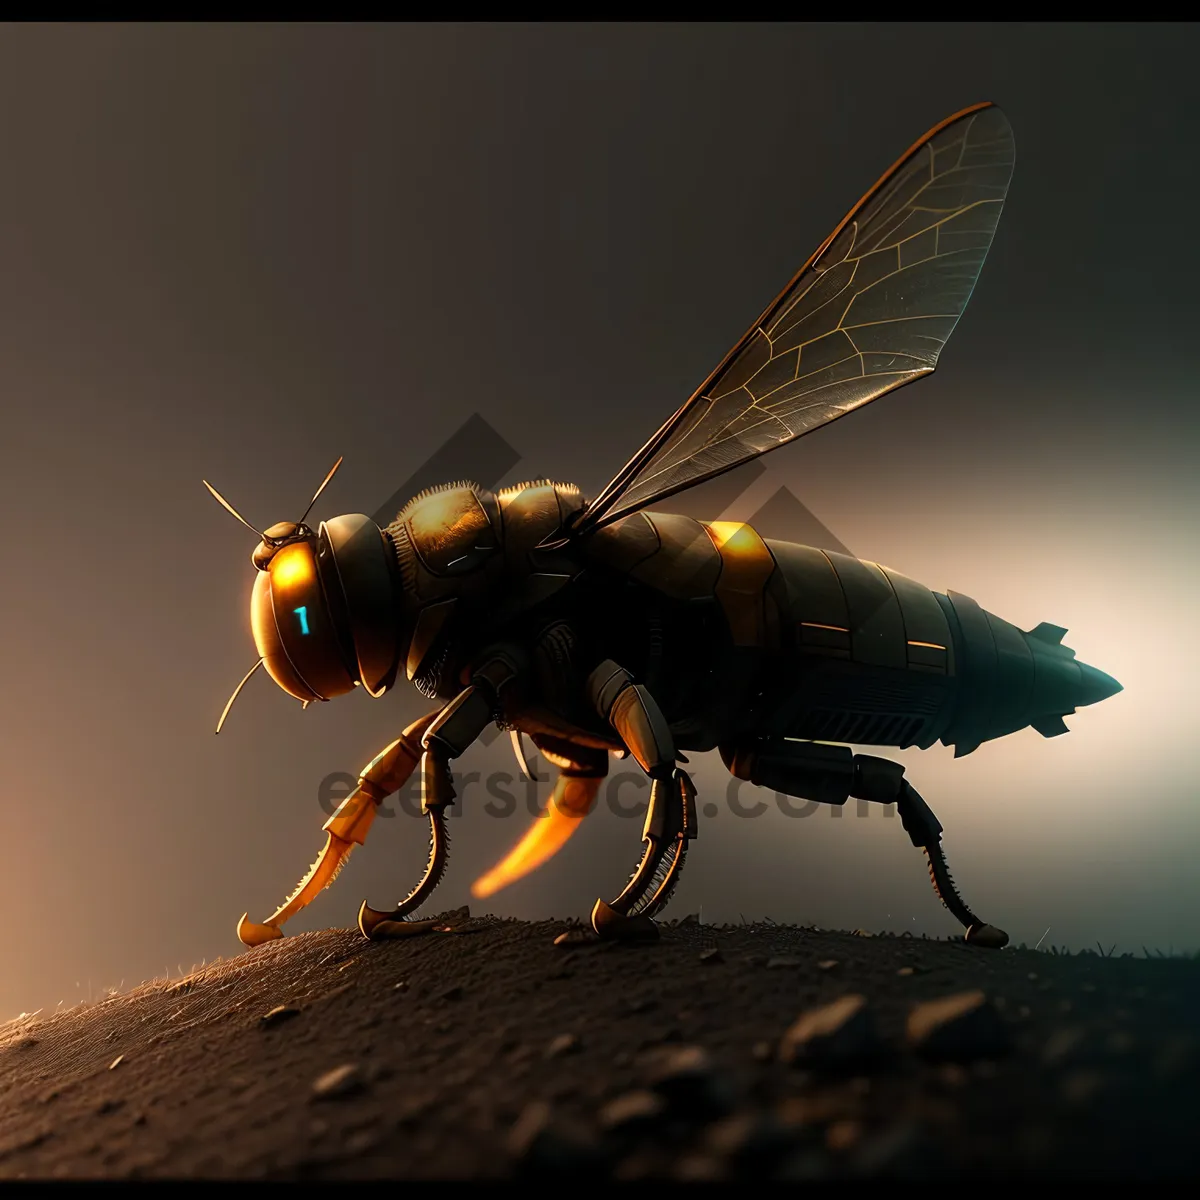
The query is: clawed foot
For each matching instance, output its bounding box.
[359,901,450,940]
[965,923,1009,949]
[237,914,284,948]
[359,902,474,941]
[364,916,447,940]
[591,899,660,943]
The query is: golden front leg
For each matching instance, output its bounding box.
[237,708,439,948]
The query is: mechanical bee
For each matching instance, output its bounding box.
[205,102,1121,951]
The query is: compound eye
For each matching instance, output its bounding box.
[251,571,318,702]
[251,542,358,702]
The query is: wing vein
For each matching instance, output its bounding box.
[565,103,1013,534]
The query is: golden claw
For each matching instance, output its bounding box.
[237,913,284,947]
[235,829,359,948]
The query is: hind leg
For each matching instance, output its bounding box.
[721,738,1008,948]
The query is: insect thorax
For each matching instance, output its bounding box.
[382,479,587,697]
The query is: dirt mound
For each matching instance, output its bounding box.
[1,915,1197,1179]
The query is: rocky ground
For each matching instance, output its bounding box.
[1,912,1198,1180]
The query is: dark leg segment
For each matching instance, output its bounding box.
[721,739,1008,948]
[591,770,697,941]
[358,741,456,939]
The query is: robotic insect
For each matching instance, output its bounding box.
[206,102,1121,951]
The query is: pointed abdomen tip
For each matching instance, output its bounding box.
[1077,662,1122,706]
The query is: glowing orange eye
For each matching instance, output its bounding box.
[271,543,314,588]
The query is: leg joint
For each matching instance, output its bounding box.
[719,737,853,806]
[849,754,907,804]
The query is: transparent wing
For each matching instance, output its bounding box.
[571,103,1015,535]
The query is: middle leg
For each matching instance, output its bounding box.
[590,768,698,941]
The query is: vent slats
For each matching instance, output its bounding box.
[790,709,925,748]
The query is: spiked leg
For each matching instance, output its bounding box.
[236,708,439,948]
[892,779,1009,948]
[357,651,530,938]
[720,739,1008,948]
[358,740,459,940]
[591,770,697,942]
[357,805,451,938]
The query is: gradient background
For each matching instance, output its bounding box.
[1,23,1197,1020]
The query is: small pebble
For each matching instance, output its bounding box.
[553,929,598,947]
[674,1153,727,1181]
[546,1033,581,1059]
[938,1063,968,1088]
[311,1063,364,1101]
[348,1130,379,1154]
[642,1043,736,1119]
[260,1005,300,1027]
[779,995,882,1070]
[1043,1027,1086,1065]
[598,1089,665,1133]
[705,1110,794,1166]
[907,991,1009,1062]
[699,948,723,964]
[825,1119,861,1152]
[507,1099,598,1169]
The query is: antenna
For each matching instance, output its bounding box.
[297,455,344,526]
[203,480,264,539]
[216,657,264,734]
